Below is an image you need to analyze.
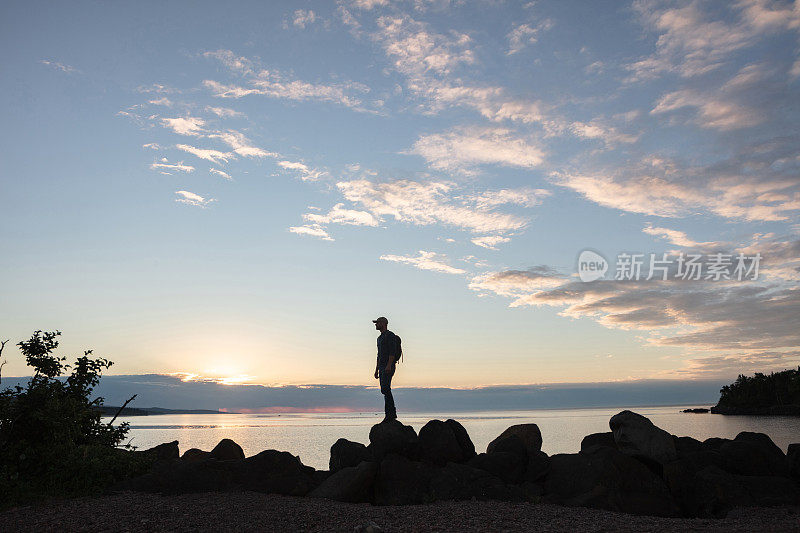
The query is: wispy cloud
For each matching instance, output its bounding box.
[292,9,317,29]
[471,235,511,250]
[161,117,206,136]
[39,59,78,73]
[552,136,800,222]
[506,20,553,55]
[209,130,278,158]
[289,223,334,241]
[202,50,374,111]
[411,126,546,174]
[337,179,545,235]
[150,158,194,173]
[626,0,800,82]
[303,203,379,227]
[380,250,466,275]
[205,106,244,118]
[277,160,324,181]
[176,144,233,164]
[175,190,215,207]
[210,168,232,180]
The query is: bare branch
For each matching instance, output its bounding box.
[0,339,7,385]
[108,394,137,426]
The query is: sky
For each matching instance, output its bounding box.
[1,0,798,393]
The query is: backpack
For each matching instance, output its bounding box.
[395,333,403,363]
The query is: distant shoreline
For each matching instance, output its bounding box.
[97,406,236,416]
[98,403,719,417]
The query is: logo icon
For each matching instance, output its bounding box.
[578,250,608,282]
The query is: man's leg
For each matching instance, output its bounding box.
[379,367,397,419]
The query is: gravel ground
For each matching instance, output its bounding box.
[1,492,799,533]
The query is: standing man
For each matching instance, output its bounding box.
[373,316,399,421]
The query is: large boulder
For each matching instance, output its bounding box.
[609,410,677,465]
[428,462,524,502]
[113,448,318,496]
[210,438,245,461]
[139,441,179,462]
[702,437,731,451]
[368,419,418,461]
[418,419,476,465]
[673,436,704,459]
[445,419,477,460]
[718,432,787,477]
[235,449,317,495]
[525,450,551,482]
[468,452,526,484]
[788,443,800,479]
[673,465,800,517]
[580,432,616,452]
[309,461,378,503]
[374,453,435,505]
[544,446,679,517]
[111,458,238,494]
[329,438,370,472]
[181,448,210,463]
[487,424,542,457]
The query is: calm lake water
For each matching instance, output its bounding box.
[111,406,800,470]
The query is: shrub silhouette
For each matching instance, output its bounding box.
[0,331,149,507]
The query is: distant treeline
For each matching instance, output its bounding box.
[712,367,800,415]
[95,406,232,416]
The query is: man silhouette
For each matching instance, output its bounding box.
[373,316,399,421]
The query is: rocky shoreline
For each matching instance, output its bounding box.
[20,409,799,524]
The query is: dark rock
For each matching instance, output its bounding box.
[487,424,542,457]
[487,434,528,459]
[235,449,317,495]
[428,462,524,502]
[308,461,378,503]
[418,419,474,465]
[673,436,704,458]
[682,408,709,413]
[374,453,435,505]
[111,458,237,494]
[468,451,526,484]
[329,438,369,472]
[718,432,787,476]
[368,419,418,462]
[544,446,679,517]
[525,450,550,482]
[210,438,245,461]
[609,410,677,465]
[702,437,731,451]
[735,432,784,456]
[445,419,476,460]
[691,466,799,517]
[139,441,179,461]
[788,443,800,479]
[520,480,544,501]
[181,448,210,463]
[114,448,318,496]
[580,432,616,452]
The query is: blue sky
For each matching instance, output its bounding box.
[1,0,798,390]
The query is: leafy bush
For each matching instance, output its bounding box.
[0,331,150,507]
[717,367,800,409]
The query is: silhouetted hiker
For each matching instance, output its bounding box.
[373,316,401,422]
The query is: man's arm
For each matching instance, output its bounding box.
[385,356,395,372]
